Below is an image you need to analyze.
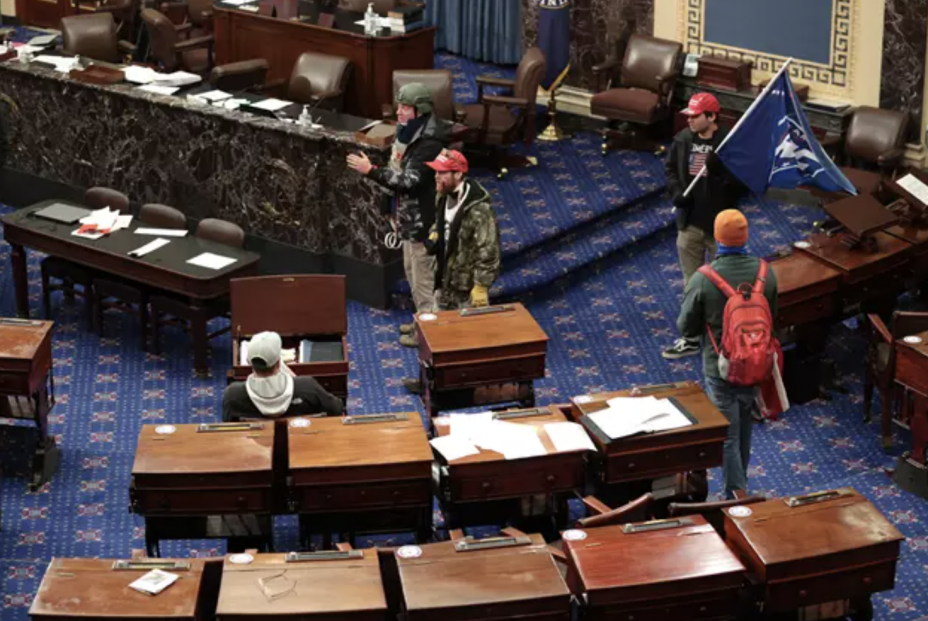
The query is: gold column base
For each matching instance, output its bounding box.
[536,90,571,143]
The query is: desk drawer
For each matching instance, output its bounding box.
[132,487,272,515]
[606,442,723,483]
[765,562,897,612]
[896,348,928,395]
[293,479,431,512]
[0,372,30,395]
[592,593,738,621]
[435,355,545,389]
[451,460,583,501]
[778,296,835,328]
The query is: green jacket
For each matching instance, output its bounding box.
[677,254,778,379]
[429,178,501,294]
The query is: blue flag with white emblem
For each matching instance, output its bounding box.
[716,69,857,196]
[538,0,571,90]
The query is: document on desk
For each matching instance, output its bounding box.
[896,173,928,206]
[222,0,254,4]
[129,238,171,258]
[187,252,238,270]
[134,227,189,237]
[28,34,58,46]
[544,422,595,453]
[430,435,480,462]
[124,65,160,84]
[588,396,692,440]
[252,98,292,112]
[137,84,180,96]
[34,55,79,73]
[449,412,494,442]
[194,89,233,102]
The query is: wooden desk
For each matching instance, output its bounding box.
[213,2,436,119]
[724,488,904,615]
[131,423,275,556]
[432,407,587,530]
[568,382,727,489]
[30,558,213,620]
[797,231,910,285]
[892,330,928,497]
[216,551,386,621]
[0,318,58,490]
[416,303,549,419]
[395,534,570,621]
[2,202,260,375]
[562,515,745,621]
[287,414,433,546]
[770,251,842,329]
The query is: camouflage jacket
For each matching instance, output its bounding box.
[430,179,501,294]
[366,114,450,242]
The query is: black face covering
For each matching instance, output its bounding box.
[396,113,429,144]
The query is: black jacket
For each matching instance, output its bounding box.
[222,376,344,421]
[367,114,450,242]
[0,98,10,171]
[666,127,745,235]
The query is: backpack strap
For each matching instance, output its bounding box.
[752,260,768,295]
[696,265,737,298]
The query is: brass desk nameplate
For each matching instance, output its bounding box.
[198,422,265,433]
[342,413,408,425]
[453,535,532,552]
[622,518,694,534]
[786,489,851,508]
[285,550,363,562]
[112,560,191,571]
[459,305,513,317]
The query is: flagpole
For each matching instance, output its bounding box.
[681,57,794,198]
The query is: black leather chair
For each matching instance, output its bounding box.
[141,8,214,74]
[61,13,136,63]
[210,59,269,92]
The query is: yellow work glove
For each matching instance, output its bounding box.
[428,230,439,243]
[470,284,489,307]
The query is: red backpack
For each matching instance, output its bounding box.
[697,260,778,387]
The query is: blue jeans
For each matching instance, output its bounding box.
[704,376,758,499]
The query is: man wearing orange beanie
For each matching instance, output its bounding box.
[676,209,778,498]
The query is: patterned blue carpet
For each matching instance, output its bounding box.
[0,49,927,620]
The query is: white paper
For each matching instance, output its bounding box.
[129,238,171,257]
[134,227,189,237]
[15,44,45,55]
[896,173,928,206]
[544,422,595,453]
[194,89,233,102]
[152,71,202,87]
[124,65,160,84]
[588,397,693,440]
[187,252,238,270]
[430,435,480,462]
[239,5,259,11]
[240,340,249,365]
[251,98,292,112]
[115,214,133,231]
[222,0,254,4]
[28,34,58,46]
[137,84,179,96]
[128,569,179,595]
[34,55,79,73]
[357,120,383,133]
[79,207,119,231]
[449,412,494,442]
[221,98,251,111]
[490,421,547,460]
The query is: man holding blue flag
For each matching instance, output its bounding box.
[537,0,571,91]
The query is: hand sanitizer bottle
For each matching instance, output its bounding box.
[299,104,310,126]
[364,2,376,35]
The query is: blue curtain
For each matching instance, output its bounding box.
[425,0,523,65]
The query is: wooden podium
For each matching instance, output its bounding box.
[724,488,904,617]
[0,318,58,490]
[287,413,433,546]
[230,276,349,399]
[415,303,548,419]
[130,423,275,556]
[562,515,745,621]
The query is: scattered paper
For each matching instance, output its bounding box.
[28,34,58,46]
[74,207,130,237]
[490,421,547,460]
[34,55,79,73]
[588,397,693,440]
[129,238,171,258]
[222,0,254,5]
[134,227,188,237]
[251,98,292,112]
[124,65,160,84]
[137,84,179,96]
[128,569,179,596]
[12,43,46,54]
[187,252,238,270]
[153,71,202,87]
[221,98,251,111]
[896,173,928,206]
[430,435,480,462]
[544,421,595,453]
[194,89,233,102]
[449,412,494,442]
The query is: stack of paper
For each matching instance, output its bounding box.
[543,421,596,453]
[430,413,548,462]
[128,569,179,596]
[28,34,58,47]
[125,66,202,87]
[587,396,692,440]
[72,208,132,239]
[34,55,80,73]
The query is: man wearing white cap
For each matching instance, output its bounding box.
[222,331,344,421]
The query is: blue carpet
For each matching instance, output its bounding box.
[0,52,927,621]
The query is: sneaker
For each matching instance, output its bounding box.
[399,323,414,335]
[399,333,419,348]
[402,378,421,394]
[661,338,700,360]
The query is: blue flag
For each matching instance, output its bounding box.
[538,0,571,90]
[716,69,857,196]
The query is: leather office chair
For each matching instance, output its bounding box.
[159,0,214,35]
[283,52,352,111]
[383,69,465,123]
[61,13,136,64]
[141,8,214,74]
[210,59,269,92]
[41,187,130,329]
[590,34,682,155]
[94,204,188,350]
[78,0,141,39]
[461,47,546,179]
[150,218,245,358]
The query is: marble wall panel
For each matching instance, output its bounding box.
[880,0,927,140]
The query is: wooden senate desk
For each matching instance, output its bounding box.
[432,406,588,531]
[30,557,215,621]
[892,330,928,498]
[2,202,260,375]
[0,318,58,490]
[771,251,842,330]
[214,0,435,119]
[131,422,275,557]
[416,303,549,420]
[288,413,433,547]
[724,488,904,617]
[216,551,386,621]
[568,382,727,502]
[393,533,571,621]
[562,515,745,621]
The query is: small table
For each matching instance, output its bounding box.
[892,330,928,498]
[287,413,433,547]
[724,488,904,617]
[416,303,549,420]
[0,318,58,490]
[394,534,571,621]
[30,557,212,620]
[562,515,745,621]
[130,422,275,556]
[432,406,587,533]
[215,551,387,621]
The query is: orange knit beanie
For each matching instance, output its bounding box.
[714,209,749,246]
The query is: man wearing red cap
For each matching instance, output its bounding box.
[663,92,746,360]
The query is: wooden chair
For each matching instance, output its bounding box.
[41,187,130,329]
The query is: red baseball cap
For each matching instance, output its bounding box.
[426,149,469,173]
[682,93,721,116]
